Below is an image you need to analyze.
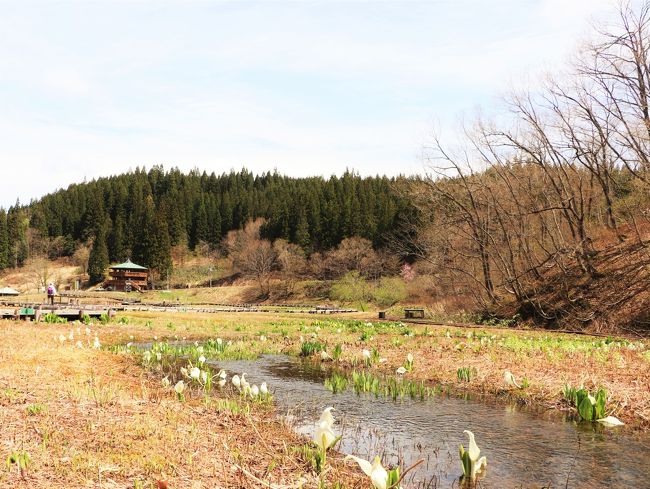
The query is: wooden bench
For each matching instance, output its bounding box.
[404,308,425,319]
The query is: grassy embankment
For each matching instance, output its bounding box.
[2,311,649,487]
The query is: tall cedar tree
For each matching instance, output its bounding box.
[0,210,9,269]
[88,224,109,284]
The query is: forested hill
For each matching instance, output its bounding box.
[0,167,412,271]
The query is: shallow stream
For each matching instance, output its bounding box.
[207,354,650,489]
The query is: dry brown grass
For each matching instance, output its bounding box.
[0,320,364,489]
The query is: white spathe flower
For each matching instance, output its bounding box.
[597,415,625,427]
[260,335,267,342]
[503,370,521,388]
[93,337,101,349]
[362,349,371,359]
[345,454,388,489]
[314,420,338,451]
[198,355,206,364]
[180,367,189,378]
[216,338,223,345]
[197,346,204,353]
[396,366,407,375]
[174,380,185,394]
[217,369,227,380]
[460,430,487,480]
[407,353,414,363]
[465,430,480,461]
[143,351,152,362]
[218,378,227,388]
[319,407,335,429]
[232,374,241,389]
[201,371,208,384]
[250,384,259,398]
[190,367,201,380]
[260,382,268,395]
[153,336,158,341]
[156,352,161,361]
[162,376,170,388]
[320,350,330,361]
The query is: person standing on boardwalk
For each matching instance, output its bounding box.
[47,283,56,305]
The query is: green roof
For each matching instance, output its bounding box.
[109,259,148,271]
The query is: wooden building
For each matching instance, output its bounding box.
[105,260,148,291]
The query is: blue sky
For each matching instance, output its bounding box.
[0,0,617,207]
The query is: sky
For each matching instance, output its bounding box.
[0,0,619,208]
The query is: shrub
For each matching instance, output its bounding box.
[371,276,407,307]
[330,271,370,303]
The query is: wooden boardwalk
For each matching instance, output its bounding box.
[0,301,356,321]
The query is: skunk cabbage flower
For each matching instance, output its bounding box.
[320,350,330,361]
[190,367,201,380]
[319,407,335,428]
[198,355,206,364]
[93,336,101,349]
[250,384,259,398]
[174,380,185,394]
[407,353,414,363]
[345,454,388,489]
[181,367,189,378]
[503,370,520,388]
[459,430,487,481]
[162,376,170,388]
[396,366,407,375]
[216,338,223,345]
[232,374,241,390]
[143,351,152,362]
[597,415,625,427]
[260,382,268,395]
[201,371,208,384]
[362,349,371,359]
[240,373,249,394]
[313,420,337,451]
